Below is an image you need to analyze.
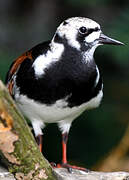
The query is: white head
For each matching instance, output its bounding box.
[52,17,123,52]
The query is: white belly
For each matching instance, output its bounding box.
[15,90,103,124]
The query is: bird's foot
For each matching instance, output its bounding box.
[51,162,89,173]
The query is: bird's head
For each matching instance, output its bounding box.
[52,17,124,52]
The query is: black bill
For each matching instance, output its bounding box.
[99,33,124,45]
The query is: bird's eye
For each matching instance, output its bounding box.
[79,26,87,34]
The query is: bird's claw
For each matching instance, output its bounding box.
[51,162,89,173]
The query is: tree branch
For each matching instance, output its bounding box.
[0,80,56,180]
[1,166,129,180]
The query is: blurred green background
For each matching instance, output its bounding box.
[0,0,129,171]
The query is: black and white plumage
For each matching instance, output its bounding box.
[6,17,123,171]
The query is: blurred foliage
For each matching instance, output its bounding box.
[0,52,11,81]
[100,9,129,66]
[0,0,129,171]
[65,0,128,7]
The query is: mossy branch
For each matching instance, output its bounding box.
[0,80,56,180]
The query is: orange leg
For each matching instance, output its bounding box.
[62,132,68,164]
[36,134,42,152]
[56,133,89,173]
[36,132,89,173]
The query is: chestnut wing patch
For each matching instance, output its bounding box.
[5,41,50,96]
[6,51,33,96]
[10,51,33,75]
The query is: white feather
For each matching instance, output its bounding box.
[95,66,100,86]
[32,42,64,77]
[14,88,103,136]
[86,31,101,43]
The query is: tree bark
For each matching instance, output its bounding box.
[0,80,56,180]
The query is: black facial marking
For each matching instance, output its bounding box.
[94,27,100,31]
[79,26,100,38]
[54,33,62,43]
[54,33,68,44]
[77,26,100,51]
[63,21,68,25]
[88,28,94,34]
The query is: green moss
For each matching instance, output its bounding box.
[0,81,56,180]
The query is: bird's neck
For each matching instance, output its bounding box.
[50,41,97,81]
[81,44,99,63]
[51,38,98,65]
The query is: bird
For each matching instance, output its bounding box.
[5,17,124,172]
